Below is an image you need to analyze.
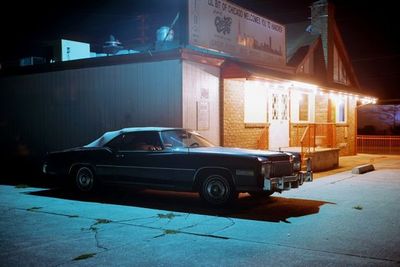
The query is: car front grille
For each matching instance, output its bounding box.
[270,161,293,177]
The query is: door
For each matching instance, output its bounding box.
[268,86,289,149]
[102,131,194,188]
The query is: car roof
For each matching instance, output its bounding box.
[118,127,180,133]
[85,127,185,147]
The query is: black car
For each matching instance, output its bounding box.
[43,127,312,206]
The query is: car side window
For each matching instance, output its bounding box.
[105,135,124,151]
[119,132,162,151]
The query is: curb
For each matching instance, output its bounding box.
[352,164,375,174]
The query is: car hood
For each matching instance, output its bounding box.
[189,146,290,161]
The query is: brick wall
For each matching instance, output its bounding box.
[222,78,357,154]
[315,94,329,122]
[223,79,268,149]
[335,97,357,156]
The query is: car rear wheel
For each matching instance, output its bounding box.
[248,191,274,199]
[75,166,96,193]
[199,174,238,206]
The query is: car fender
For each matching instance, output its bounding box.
[68,162,96,177]
[192,167,236,190]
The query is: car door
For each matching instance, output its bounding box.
[108,131,194,188]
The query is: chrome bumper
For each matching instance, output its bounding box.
[263,170,313,192]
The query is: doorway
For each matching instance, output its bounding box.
[268,86,289,149]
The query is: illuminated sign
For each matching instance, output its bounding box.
[188,0,286,66]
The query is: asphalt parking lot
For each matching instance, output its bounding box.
[1,155,400,266]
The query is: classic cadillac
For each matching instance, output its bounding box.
[43,127,312,206]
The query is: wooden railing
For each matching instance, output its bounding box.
[357,135,400,154]
[300,125,315,157]
[295,123,336,158]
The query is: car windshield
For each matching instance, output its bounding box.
[161,130,215,149]
[85,131,120,148]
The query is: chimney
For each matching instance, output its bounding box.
[310,0,334,67]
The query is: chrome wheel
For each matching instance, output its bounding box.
[200,174,236,206]
[75,167,94,192]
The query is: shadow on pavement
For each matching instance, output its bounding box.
[27,187,334,223]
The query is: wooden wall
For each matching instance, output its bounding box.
[182,60,220,145]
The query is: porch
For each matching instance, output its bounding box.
[257,123,342,172]
[280,146,340,172]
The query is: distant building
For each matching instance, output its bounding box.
[358,100,400,135]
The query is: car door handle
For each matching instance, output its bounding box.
[116,154,125,158]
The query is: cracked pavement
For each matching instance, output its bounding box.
[1,156,400,266]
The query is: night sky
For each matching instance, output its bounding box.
[1,0,398,100]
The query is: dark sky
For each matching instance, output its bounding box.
[1,0,398,100]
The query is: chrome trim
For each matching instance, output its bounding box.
[235,169,254,176]
[263,171,313,191]
[96,165,195,172]
[42,163,47,174]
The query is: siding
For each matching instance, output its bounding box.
[182,60,220,145]
[0,60,182,159]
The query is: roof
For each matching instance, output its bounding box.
[0,49,183,77]
[85,127,181,147]
[286,21,319,63]
[221,59,296,80]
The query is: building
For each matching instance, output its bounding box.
[358,99,400,135]
[0,0,376,174]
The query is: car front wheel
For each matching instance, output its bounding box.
[199,174,238,206]
[75,166,96,193]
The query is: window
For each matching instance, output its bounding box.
[299,93,309,121]
[336,98,347,123]
[291,91,314,122]
[161,130,215,149]
[106,131,162,151]
[333,45,349,85]
[244,81,267,123]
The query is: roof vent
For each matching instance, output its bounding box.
[103,35,123,55]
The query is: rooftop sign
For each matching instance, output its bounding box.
[188,0,286,66]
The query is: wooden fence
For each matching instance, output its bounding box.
[357,135,400,154]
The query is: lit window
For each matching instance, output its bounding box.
[299,93,309,121]
[291,91,314,122]
[244,82,267,123]
[336,97,347,123]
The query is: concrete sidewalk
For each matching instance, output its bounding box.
[314,153,400,179]
[1,155,400,266]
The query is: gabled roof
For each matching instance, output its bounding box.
[331,22,360,88]
[285,18,361,90]
[286,21,319,62]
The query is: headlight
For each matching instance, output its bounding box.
[293,161,301,172]
[261,164,271,177]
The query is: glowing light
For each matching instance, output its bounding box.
[244,81,267,123]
